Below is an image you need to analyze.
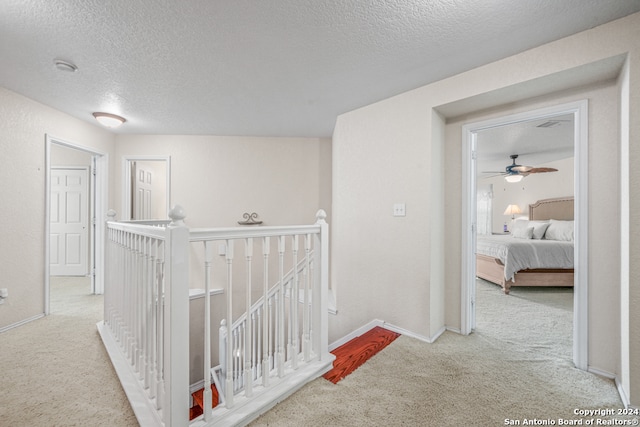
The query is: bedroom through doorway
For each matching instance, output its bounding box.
[461,100,589,371]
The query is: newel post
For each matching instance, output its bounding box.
[313,209,330,360]
[163,205,190,426]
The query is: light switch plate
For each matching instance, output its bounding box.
[393,203,406,217]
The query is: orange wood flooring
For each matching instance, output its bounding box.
[189,326,400,419]
[323,326,400,384]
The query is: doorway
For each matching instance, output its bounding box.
[122,156,171,221]
[45,135,108,315]
[50,166,90,277]
[461,100,589,370]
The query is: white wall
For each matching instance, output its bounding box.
[444,80,620,374]
[332,13,640,406]
[0,87,115,330]
[114,134,331,382]
[482,157,574,233]
[114,135,331,228]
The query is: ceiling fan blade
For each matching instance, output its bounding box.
[511,165,533,173]
[527,167,558,174]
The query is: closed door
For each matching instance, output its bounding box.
[133,163,153,219]
[50,168,89,276]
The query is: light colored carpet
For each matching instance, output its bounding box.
[0,276,138,426]
[249,280,626,426]
[0,278,628,427]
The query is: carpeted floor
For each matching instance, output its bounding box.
[0,278,630,427]
[249,280,628,427]
[0,276,138,427]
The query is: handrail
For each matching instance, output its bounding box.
[188,224,321,241]
[100,207,331,427]
[231,252,312,331]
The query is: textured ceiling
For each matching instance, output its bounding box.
[1,0,639,137]
[476,113,575,176]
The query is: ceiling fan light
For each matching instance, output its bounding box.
[505,174,523,183]
[92,112,126,128]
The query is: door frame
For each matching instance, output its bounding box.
[122,155,171,221]
[45,135,108,314]
[460,100,589,371]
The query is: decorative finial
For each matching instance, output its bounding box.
[316,209,327,223]
[107,209,117,220]
[168,205,186,226]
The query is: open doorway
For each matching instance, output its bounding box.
[461,100,589,371]
[121,156,171,221]
[474,113,575,364]
[45,135,108,315]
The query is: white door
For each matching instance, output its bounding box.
[50,168,89,276]
[133,163,153,219]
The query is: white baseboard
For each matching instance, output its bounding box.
[329,319,384,351]
[614,377,631,409]
[381,321,442,344]
[0,313,45,334]
[588,366,615,380]
[328,319,448,351]
[446,326,462,334]
[97,321,164,427]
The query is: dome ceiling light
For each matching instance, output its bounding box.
[53,59,78,72]
[92,112,127,128]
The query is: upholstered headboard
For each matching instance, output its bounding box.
[529,197,574,221]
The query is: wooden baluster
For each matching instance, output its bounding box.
[277,236,285,378]
[303,234,311,362]
[203,241,213,420]
[148,238,158,400]
[291,235,299,369]
[218,319,227,404]
[130,232,137,365]
[244,238,253,397]
[136,233,143,376]
[126,231,133,362]
[142,235,151,389]
[225,239,234,408]
[251,311,258,382]
[261,236,270,387]
[285,278,291,363]
[155,242,165,411]
[256,307,262,379]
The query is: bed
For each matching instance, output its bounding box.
[476,196,574,294]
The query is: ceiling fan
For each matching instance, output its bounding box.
[483,154,558,183]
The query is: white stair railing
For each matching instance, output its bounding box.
[189,209,332,424]
[217,246,313,399]
[100,207,332,427]
[102,207,189,427]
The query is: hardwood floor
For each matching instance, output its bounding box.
[189,326,400,419]
[323,326,400,384]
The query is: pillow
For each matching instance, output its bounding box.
[512,225,534,239]
[528,221,551,240]
[510,220,529,236]
[544,219,574,241]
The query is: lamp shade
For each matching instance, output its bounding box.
[505,174,523,183]
[503,204,522,216]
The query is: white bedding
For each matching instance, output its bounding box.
[476,235,574,282]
